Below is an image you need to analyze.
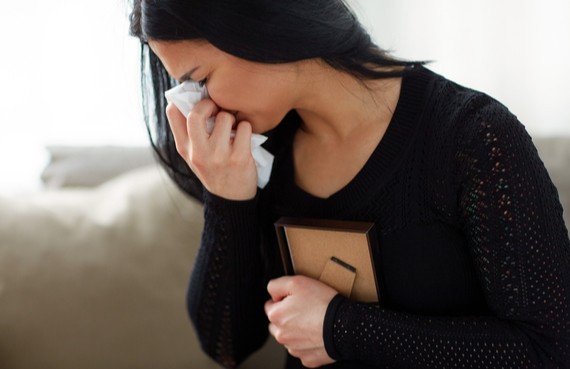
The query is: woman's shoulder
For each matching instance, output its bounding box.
[428,74,543,194]
[423,67,505,123]
[421,67,528,153]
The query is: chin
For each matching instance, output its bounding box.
[235,113,270,135]
[232,113,251,132]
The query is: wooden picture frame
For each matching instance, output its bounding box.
[274,216,383,303]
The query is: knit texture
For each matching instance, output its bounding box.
[183,64,570,369]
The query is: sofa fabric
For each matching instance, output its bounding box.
[0,164,285,369]
[40,145,156,189]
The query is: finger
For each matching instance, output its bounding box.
[187,99,220,151]
[268,322,279,341]
[267,276,295,301]
[210,111,235,148]
[232,121,252,157]
[264,298,275,317]
[165,102,189,156]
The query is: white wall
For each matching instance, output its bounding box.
[0,0,145,192]
[352,0,570,135]
[0,0,568,192]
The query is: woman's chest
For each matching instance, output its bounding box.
[375,221,488,315]
[262,201,488,315]
[291,127,386,199]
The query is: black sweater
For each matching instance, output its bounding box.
[182,64,570,369]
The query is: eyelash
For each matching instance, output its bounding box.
[198,78,207,87]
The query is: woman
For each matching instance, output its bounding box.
[128,1,570,368]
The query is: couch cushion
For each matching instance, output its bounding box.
[0,164,285,369]
[40,145,156,189]
[533,136,570,229]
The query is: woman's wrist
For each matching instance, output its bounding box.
[203,186,259,205]
[202,186,260,229]
[322,293,350,361]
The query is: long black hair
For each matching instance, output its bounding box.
[128,0,433,200]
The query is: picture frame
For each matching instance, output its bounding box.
[274,216,383,303]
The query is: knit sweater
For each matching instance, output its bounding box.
[182,64,570,369]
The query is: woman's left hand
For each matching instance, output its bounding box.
[265,275,339,368]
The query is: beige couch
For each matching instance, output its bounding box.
[0,137,568,369]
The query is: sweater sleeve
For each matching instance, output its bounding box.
[321,100,570,368]
[186,187,270,369]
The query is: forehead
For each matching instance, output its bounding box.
[148,39,211,78]
[147,38,288,79]
[148,39,207,60]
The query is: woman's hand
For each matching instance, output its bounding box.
[265,275,339,368]
[165,98,258,201]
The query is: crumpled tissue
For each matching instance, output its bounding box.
[164,80,274,189]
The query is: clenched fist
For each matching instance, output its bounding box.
[165,98,258,201]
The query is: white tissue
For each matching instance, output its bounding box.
[164,80,274,189]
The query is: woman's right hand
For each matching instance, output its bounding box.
[165,98,258,201]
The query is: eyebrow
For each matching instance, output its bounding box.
[177,67,200,83]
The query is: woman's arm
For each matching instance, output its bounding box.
[186,188,270,369]
[322,100,570,368]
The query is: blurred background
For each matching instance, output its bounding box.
[0,0,568,193]
[0,1,568,369]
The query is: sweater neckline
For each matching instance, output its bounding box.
[271,64,434,217]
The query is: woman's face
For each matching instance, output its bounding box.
[148,39,302,134]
